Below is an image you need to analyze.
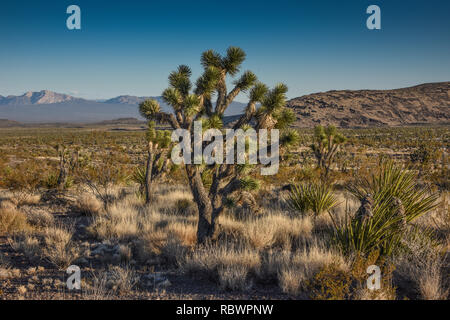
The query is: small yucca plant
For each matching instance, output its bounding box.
[347,160,438,222]
[131,166,146,198]
[287,183,310,215]
[330,196,405,257]
[332,161,439,257]
[288,182,338,216]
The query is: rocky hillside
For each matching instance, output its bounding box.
[287,82,449,127]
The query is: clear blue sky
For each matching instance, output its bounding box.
[1,0,449,101]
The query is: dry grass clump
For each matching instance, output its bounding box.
[245,218,278,249]
[0,206,30,234]
[10,224,79,269]
[82,272,113,300]
[395,227,448,300]
[74,194,103,216]
[24,209,54,228]
[42,224,79,269]
[182,242,260,289]
[0,200,16,210]
[218,211,313,249]
[0,252,11,279]
[277,242,349,296]
[10,235,41,263]
[88,200,141,240]
[173,198,197,216]
[166,221,197,247]
[278,266,305,296]
[218,265,252,291]
[8,194,41,207]
[156,185,193,204]
[106,265,139,293]
[87,190,198,266]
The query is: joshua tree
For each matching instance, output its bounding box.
[310,125,346,177]
[139,47,296,243]
[141,121,172,204]
[55,144,68,189]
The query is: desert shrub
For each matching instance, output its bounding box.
[0,207,30,234]
[182,241,260,285]
[288,182,338,217]
[24,209,55,228]
[308,263,352,300]
[272,243,349,296]
[106,265,139,293]
[1,160,46,205]
[11,224,79,269]
[218,265,252,291]
[350,251,396,299]
[409,144,441,170]
[41,224,79,269]
[74,194,103,216]
[174,198,197,216]
[77,151,131,207]
[307,250,396,300]
[10,235,41,263]
[394,226,448,300]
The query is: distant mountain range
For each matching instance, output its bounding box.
[0,90,246,122]
[0,90,85,105]
[1,82,449,125]
[0,90,161,107]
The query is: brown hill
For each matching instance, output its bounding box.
[287,82,449,127]
[0,119,21,127]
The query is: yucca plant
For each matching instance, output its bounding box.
[131,166,146,199]
[347,160,439,222]
[287,183,310,215]
[288,182,338,217]
[330,196,404,257]
[332,161,439,257]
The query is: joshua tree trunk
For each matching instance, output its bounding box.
[57,148,67,190]
[144,142,155,205]
[186,165,214,243]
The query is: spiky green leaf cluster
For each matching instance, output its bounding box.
[146,121,172,149]
[139,100,161,120]
[280,129,300,147]
[288,182,338,216]
[347,160,438,222]
[239,176,260,191]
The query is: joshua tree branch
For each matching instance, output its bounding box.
[233,101,256,129]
